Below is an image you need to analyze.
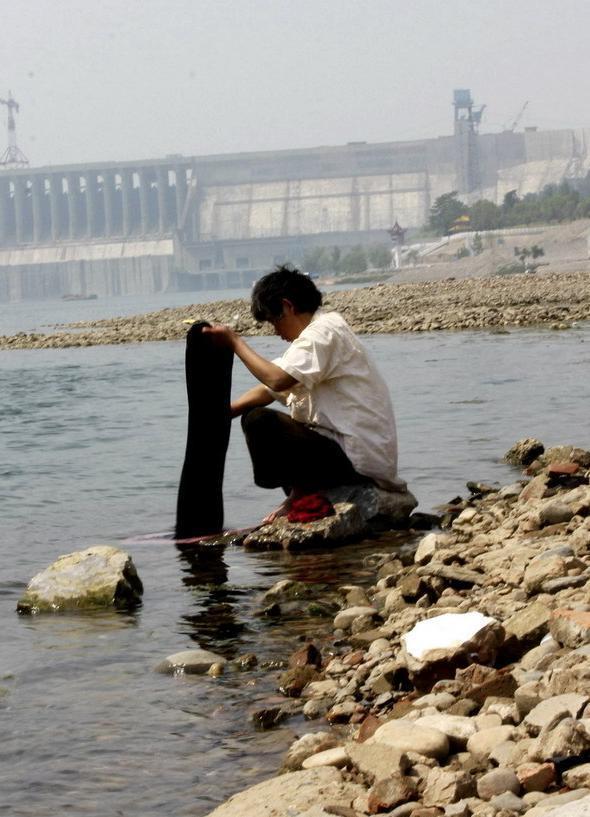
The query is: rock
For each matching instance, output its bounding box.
[301,747,349,769]
[389,805,420,817]
[464,667,518,705]
[400,613,504,683]
[203,767,366,817]
[422,768,474,807]
[416,564,485,587]
[515,681,544,716]
[466,726,516,759]
[235,653,258,670]
[367,773,418,813]
[334,606,379,630]
[505,438,545,467]
[155,648,227,675]
[345,742,409,782]
[250,702,301,730]
[415,714,477,749]
[16,545,143,613]
[563,764,590,789]
[278,666,320,697]
[243,484,417,551]
[304,679,339,699]
[443,804,471,817]
[415,534,440,565]
[489,791,525,813]
[525,791,590,816]
[524,694,588,735]
[524,555,569,594]
[283,732,341,771]
[503,601,551,645]
[369,720,449,759]
[289,643,323,669]
[550,609,590,648]
[303,699,330,719]
[539,501,575,526]
[326,701,362,724]
[528,719,590,762]
[476,768,520,800]
[516,763,557,792]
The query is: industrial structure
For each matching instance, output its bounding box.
[1,89,590,301]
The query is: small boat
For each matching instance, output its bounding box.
[62,293,98,301]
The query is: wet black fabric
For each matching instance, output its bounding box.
[241,406,368,492]
[175,323,234,538]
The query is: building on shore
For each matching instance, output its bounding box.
[1,89,589,301]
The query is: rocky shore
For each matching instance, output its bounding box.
[2,270,589,350]
[208,440,590,817]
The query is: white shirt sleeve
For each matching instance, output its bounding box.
[272,328,336,391]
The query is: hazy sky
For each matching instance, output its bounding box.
[1,0,589,168]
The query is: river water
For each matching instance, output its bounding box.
[1,291,589,816]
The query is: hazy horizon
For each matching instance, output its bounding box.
[1,0,589,168]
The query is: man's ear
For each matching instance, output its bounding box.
[281,298,296,315]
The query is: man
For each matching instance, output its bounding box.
[203,265,400,523]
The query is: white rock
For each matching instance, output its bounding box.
[301,747,348,769]
[333,606,377,630]
[155,648,227,675]
[369,719,449,759]
[402,611,499,661]
[415,714,477,748]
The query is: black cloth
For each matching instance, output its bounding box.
[241,406,369,493]
[175,323,234,538]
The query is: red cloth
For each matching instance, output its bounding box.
[287,493,335,524]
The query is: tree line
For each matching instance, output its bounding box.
[429,181,590,236]
[301,244,391,275]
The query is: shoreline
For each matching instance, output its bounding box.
[1,270,589,351]
[206,439,590,817]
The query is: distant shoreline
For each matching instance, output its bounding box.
[1,270,589,351]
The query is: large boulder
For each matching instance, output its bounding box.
[17,545,143,613]
[399,612,504,686]
[243,484,417,551]
[203,767,365,817]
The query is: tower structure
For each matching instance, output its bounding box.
[0,92,29,168]
[453,89,485,194]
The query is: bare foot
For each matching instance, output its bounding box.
[261,488,307,524]
[261,497,292,524]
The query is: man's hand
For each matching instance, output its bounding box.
[201,324,238,350]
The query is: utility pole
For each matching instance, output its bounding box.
[0,91,29,168]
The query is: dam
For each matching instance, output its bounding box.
[1,89,590,301]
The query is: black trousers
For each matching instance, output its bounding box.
[175,323,233,538]
[241,407,369,493]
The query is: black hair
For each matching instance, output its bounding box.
[251,264,323,322]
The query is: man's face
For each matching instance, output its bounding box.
[268,299,301,342]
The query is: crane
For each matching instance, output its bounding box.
[0,91,29,168]
[508,101,529,132]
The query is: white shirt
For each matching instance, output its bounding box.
[271,310,401,490]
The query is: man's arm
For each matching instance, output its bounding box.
[231,384,274,418]
[202,325,298,392]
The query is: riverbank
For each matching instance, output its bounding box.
[209,440,590,817]
[1,270,589,350]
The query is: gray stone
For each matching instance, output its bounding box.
[476,768,520,800]
[282,732,340,771]
[466,725,516,759]
[155,648,227,675]
[243,484,417,551]
[203,767,365,817]
[422,767,474,807]
[345,741,409,783]
[415,714,477,748]
[301,747,348,769]
[367,773,418,813]
[369,719,450,759]
[489,791,525,813]
[17,545,143,613]
[444,803,471,817]
[503,601,551,643]
[505,438,545,467]
[525,791,590,817]
[334,606,378,630]
[563,765,590,789]
[524,694,589,735]
[528,719,590,762]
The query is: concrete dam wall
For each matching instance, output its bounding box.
[1,122,590,301]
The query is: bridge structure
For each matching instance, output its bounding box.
[1,90,589,301]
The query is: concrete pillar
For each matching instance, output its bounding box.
[32,176,44,243]
[156,166,168,233]
[103,172,115,236]
[85,173,97,237]
[0,177,9,245]
[138,169,150,235]
[50,174,62,242]
[13,178,26,244]
[121,170,132,236]
[175,166,187,227]
[67,173,79,239]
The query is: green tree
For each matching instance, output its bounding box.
[471,233,484,255]
[368,245,392,269]
[339,246,367,275]
[470,200,501,231]
[302,246,330,273]
[429,192,468,235]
